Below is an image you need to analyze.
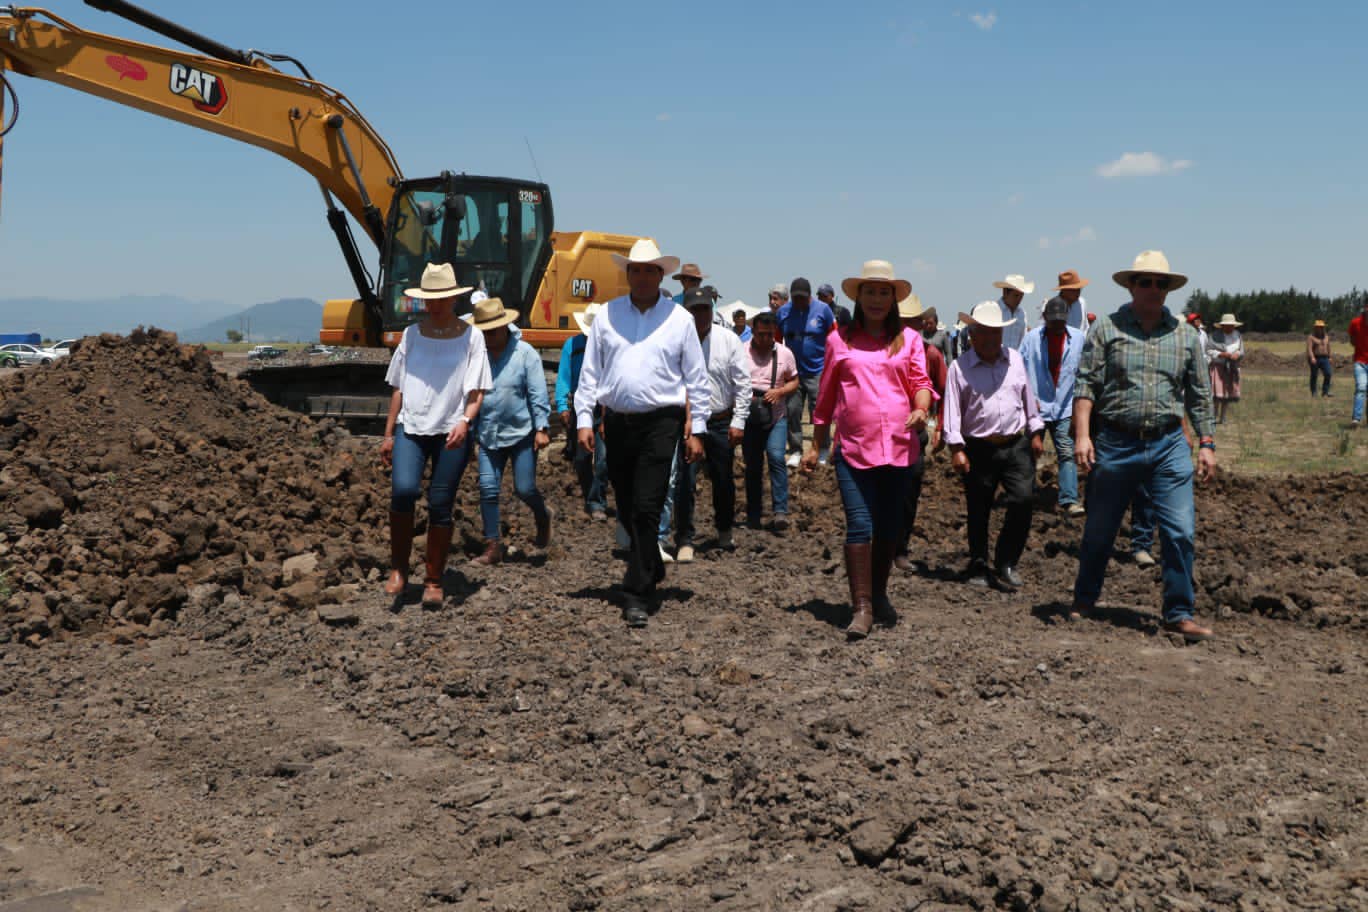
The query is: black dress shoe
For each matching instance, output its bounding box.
[963,561,992,587]
[993,565,1023,590]
[622,596,649,628]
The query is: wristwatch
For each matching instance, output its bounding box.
[1198,437,1215,451]
[456,415,471,425]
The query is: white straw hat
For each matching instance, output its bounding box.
[1215,313,1243,328]
[609,238,680,276]
[572,302,604,335]
[992,274,1035,295]
[898,293,926,319]
[841,260,912,302]
[405,263,473,300]
[1112,250,1189,291]
[958,300,1014,329]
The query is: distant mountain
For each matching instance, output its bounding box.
[179,298,323,343]
[0,294,229,340]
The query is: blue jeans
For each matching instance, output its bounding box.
[574,428,610,513]
[1309,356,1332,396]
[1354,361,1368,422]
[658,442,682,543]
[742,415,789,522]
[390,425,472,527]
[477,433,548,541]
[833,449,911,544]
[1045,417,1079,506]
[1130,485,1156,554]
[1074,426,1196,623]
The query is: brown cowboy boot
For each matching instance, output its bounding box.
[385,512,415,595]
[422,525,453,607]
[534,505,554,549]
[470,538,504,566]
[871,538,898,624]
[844,543,874,640]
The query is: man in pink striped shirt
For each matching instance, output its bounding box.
[942,302,1046,591]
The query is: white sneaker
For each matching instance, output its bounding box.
[1065,503,1086,516]
[1133,550,1156,567]
[675,544,695,563]
[659,542,675,563]
[786,453,801,468]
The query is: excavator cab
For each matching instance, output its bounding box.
[378,174,554,346]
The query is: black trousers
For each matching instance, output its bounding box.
[898,428,930,557]
[674,417,736,546]
[962,436,1035,568]
[604,407,685,600]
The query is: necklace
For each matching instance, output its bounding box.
[424,320,460,338]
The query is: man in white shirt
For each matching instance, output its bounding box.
[672,289,750,562]
[992,274,1035,349]
[1051,269,1091,332]
[577,240,710,628]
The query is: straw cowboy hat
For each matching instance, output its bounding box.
[1215,313,1243,328]
[572,302,604,335]
[469,296,518,331]
[405,262,473,300]
[672,263,708,281]
[1313,319,1327,328]
[898,293,926,320]
[1112,250,1188,291]
[610,238,680,276]
[841,260,912,302]
[958,301,1015,329]
[992,274,1035,295]
[1054,269,1090,291]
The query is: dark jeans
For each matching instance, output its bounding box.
[477,433,549,541]
[604,407,684,601]
[390,425,472,527]
[962,436,1035,568]
[1130,485,1156,554]
[1310,356,1332,396]
[833,450,912,544]
[786,374,821,455]
[897,428,929,557]
[674,417,736,546]
[574,427,610,513]
[743,415,789,522]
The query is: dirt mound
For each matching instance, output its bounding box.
[0,329,405,644]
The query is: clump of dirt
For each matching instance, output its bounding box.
[0,329,418,644]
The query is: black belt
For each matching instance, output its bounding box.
[1099,418,1181,440]
[604,405,685,423]
[708,408,734,424]
[966,432,1023,447]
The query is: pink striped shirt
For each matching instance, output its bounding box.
[812,327,935,470]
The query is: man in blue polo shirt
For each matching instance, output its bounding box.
[777,277,836,466]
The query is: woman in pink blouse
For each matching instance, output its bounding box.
[803,260,935,639]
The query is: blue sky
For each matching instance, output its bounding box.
[2,0,1366,327]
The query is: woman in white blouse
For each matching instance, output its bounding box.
[380,263,493,607]
[1205,313,1245,425]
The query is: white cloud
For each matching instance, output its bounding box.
[909,257,936,277]
[1074,225,1097,243]
[970,11,997,30]
[1041,226,1098,249]
[1038,237,1051,250]
[655,113,671,122]
[1097,152,1194,178]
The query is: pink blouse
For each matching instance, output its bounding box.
[812,327,935,470]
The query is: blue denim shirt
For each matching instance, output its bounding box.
[1019,324,1086,423]
[554,334,586,413]
[476,325,551,449]
[776,300,835,376]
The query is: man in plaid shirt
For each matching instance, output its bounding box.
[1071,251,1218,641]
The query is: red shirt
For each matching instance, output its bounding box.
[1351,314,1368,364]
[1047,329,1067,385]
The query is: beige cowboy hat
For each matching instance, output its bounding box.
[841,260,912,302]
[1054,269,1090,291]
[672,262,708,281]
[1215,313,1243,328]
[958,300,1014,329]
[1112,250,1188,291]
[405,262,474,300]
[469,296,518,331]
[898,293,926,320]
[1313,320,1327,328]
[572,302,604,335]
[992,274,1035,295]
[610,238,680,276]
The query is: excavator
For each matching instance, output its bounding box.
[0,0,643,423]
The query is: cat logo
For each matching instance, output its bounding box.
[571,278,595,298]
[169,63,228,115]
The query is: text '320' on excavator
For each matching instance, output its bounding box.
[0,0,645,427]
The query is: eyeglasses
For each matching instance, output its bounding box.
[1133,277,1171,290]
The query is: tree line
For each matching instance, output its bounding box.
[1183,287,1364,333]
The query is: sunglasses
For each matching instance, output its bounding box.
[1132,277,1171,290]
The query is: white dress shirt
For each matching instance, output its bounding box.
[699,326,751,430]
[999,298,1030,350]
[576,295,711,434]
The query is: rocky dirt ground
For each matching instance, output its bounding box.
[1,331,1365,912]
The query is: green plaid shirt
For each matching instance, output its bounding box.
[1075,305,1215,440]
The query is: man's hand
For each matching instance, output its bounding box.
[534,429,550,451]
[1197,447,1217,483]
[727,427,744,447]
[445,421,468,451]
[951,450,970,475]
[684,435,704,464]
[763,389,784,405]
[931,426,945,453]
[558,410,572,430]
[1030,432,1045,461]
[577,427,595,454]
[1075,436,1095,473]
[800,447,820,475]
[380,436,395,467]
[905,408,929,431]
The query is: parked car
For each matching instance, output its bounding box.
[0,343,55,366]
[247,345,287,361]
[48,339,77,357]
[303,344,334,356]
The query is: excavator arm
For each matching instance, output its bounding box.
[0,3,402,252]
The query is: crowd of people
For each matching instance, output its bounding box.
[378,248,1368,641]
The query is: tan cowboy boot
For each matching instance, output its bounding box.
[422,526,453,607]
[845,543,874,640]
[385,512,415,595]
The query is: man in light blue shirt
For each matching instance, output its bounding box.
[992,274,1034,349]
[1052,269,1091,332]
[1019,296,1086,513]
[556,305,609,520]
[776,277,836,463]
